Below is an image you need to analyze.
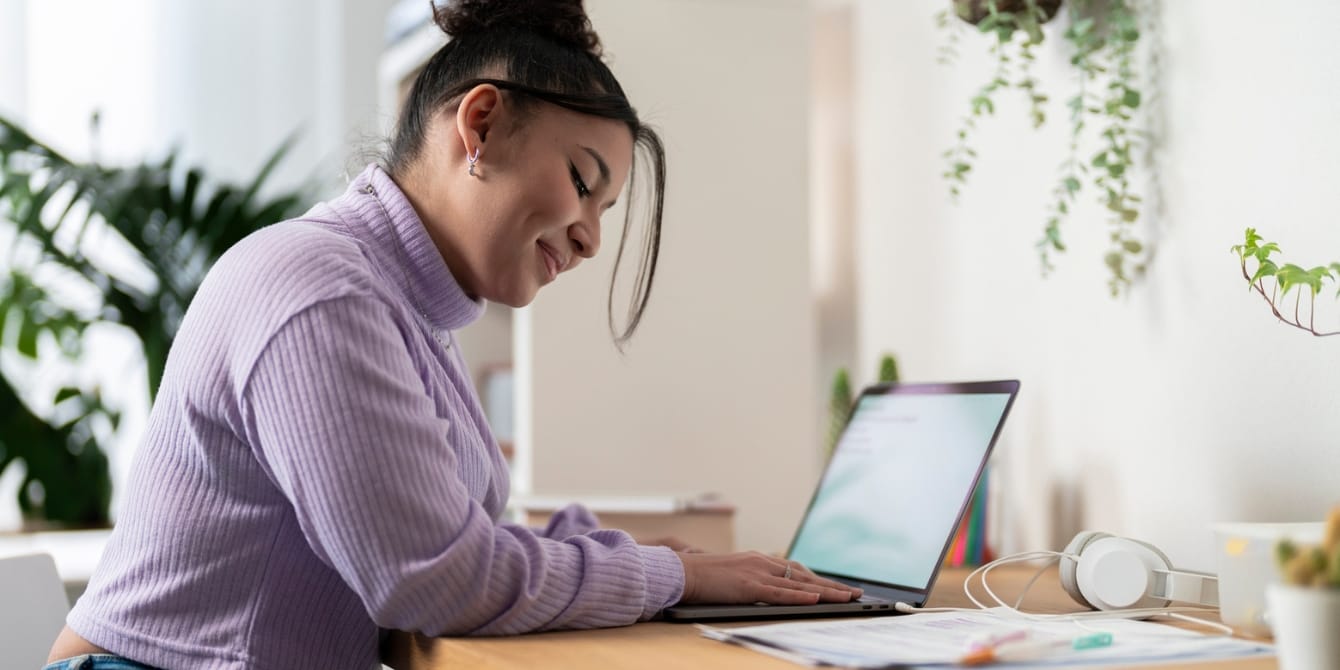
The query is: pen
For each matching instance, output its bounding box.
[959,632,1113,666]
[965,627,1030,652]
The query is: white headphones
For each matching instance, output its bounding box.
[1058,531,1220,611]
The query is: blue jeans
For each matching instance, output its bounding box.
[42,654,156,670]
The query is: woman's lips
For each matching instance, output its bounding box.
[538,241,561,283]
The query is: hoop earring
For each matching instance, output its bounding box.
[467,147,481,177]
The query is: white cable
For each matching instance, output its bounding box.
[894,602,962,614]
[1011,559,1056,609]
[889,552,1066,613]
[893,552,1067,615]
[1165,612,1234,636]
[965,551,1068,611]
[896,550,1230,633]
[982,553,1062,611]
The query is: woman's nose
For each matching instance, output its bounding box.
[568,216,600,261]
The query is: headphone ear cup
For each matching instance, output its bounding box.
[1059,531,1110,609]
[1076,536,1174,611]
[1125,537,1174,567]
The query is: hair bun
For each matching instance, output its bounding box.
[434,0,602,56]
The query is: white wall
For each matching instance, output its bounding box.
[849,0,1340,570]
[152,0,396,192]
[525,0,817,554]
[21,0,396,180]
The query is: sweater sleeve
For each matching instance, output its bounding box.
[533,503,603,540]
[240,295,684,635]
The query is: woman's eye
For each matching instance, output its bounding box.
[569,163,591,198]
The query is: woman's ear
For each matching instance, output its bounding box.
[455,84,503,155]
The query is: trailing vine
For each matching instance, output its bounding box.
[1231,228,1340,337]
[940,0,1148,296]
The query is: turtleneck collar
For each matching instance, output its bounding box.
[340,164,486,332]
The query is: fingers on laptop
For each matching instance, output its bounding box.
[675,551,862,605]
[773,562,863,602]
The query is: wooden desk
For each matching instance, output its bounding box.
[383,565,1276,670]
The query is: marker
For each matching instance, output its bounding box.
[965,627,1030,652]
[960,632,1113,666]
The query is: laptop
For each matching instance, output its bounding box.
[661,379,1020,622]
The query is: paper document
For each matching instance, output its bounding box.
[700,608,1272,668]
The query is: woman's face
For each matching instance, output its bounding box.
[410,86,634,308]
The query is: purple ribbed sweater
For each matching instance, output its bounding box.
[66,165,685,669]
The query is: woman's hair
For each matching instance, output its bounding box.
[386,0,665,347]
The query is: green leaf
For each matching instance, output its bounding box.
[1249,260,1279,286]
[1276,264,1310,296]
[17,316,38,357]
[53,387,82,403]
[1104,252,1126,278]
[1064,176,1081,193]
[1042,220,1066,251]
[235,134,297,216]
[1123,88,1142,109]
[1307,266,1332,295]
[1023,21,1044,45]
[1122,240,1143,253]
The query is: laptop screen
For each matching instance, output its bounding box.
[786,381,1017,591]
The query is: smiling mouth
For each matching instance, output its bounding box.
[537,241,563,284]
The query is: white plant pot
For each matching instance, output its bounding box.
[1266,584,1340,670]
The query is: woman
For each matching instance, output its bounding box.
[47,1,860,668]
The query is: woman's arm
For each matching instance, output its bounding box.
[529,503,601,540]
[241,295,683,635]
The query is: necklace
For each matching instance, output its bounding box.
[364,183,453,351]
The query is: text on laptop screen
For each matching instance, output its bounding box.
[787,390,1012,590]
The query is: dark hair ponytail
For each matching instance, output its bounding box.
[386,0,665,347]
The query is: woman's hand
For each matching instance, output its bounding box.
[675,551,863,605]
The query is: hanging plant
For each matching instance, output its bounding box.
[939,0,1147,297]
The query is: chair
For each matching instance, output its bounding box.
[0,553,69,668]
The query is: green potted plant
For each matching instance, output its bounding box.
[824,353,900,459]
[1270,506,1340,669]
[939,0,1147,296]
[0,114,309,528]
[1230,228,1339,337]
[825,369,854,460]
